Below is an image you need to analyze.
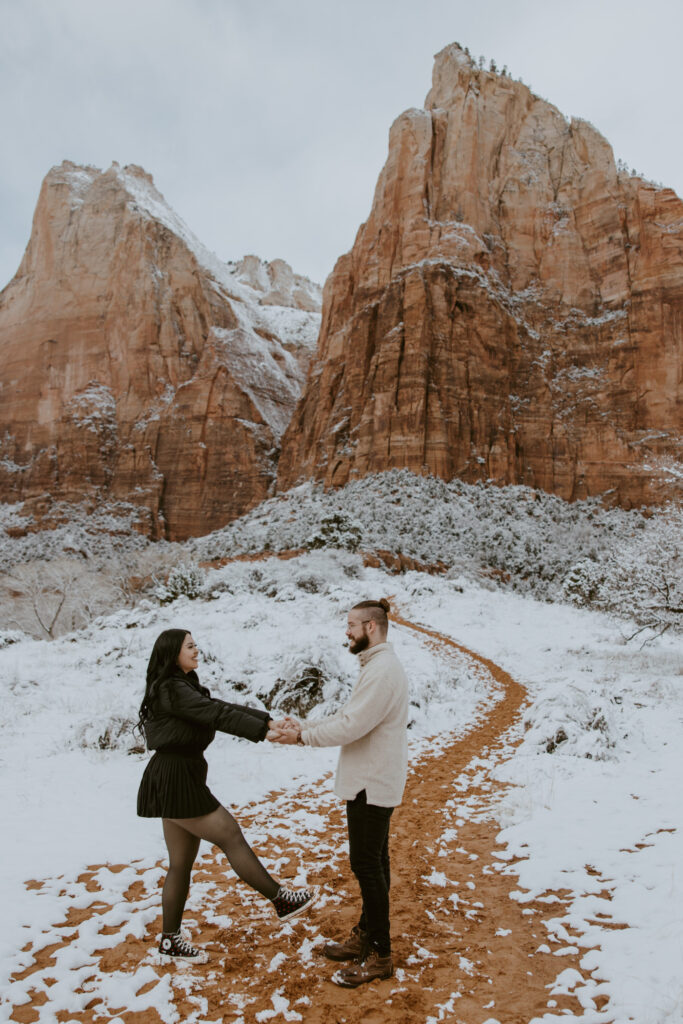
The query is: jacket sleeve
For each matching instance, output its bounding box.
[225,700,271,724]
[300,671,395,748]
[160,678,270,742]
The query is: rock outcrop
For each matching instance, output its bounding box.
[0,162,321,539]
[278,44,682,506]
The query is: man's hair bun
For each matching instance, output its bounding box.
[351,598,391,631]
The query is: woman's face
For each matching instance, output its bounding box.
[177,633,199,673]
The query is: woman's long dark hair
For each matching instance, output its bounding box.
[136,628,208,732]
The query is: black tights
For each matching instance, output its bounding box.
[161,806,280,933]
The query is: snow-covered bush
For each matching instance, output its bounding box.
[76,714,139,753]
[305,511,363,552]
[595,505,682,641]
[0,499,155,571]
[561,558,607,607]
[229,627,354,719]
[258,657,348,718]
[522,685,624,760]
[155,562,206,604]
[0,629,27,649]
[190,470,674,629]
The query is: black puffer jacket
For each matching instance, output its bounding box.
[143,670,270,751]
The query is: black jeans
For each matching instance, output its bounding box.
[346,789,394,957]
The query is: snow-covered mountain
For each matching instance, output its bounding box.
[0,161,322,541]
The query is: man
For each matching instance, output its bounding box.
[270,598,409,987]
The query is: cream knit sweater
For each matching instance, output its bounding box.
[300,641,409,808]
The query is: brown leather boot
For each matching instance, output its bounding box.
[332,948,393,987]
[322,925,366,962]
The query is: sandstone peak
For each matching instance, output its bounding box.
[0,161,321,539]
[278,45,682,506]
[228,254,322,313]
[42,160,160,211]
[13,160,322,316]
[425,42,477,105]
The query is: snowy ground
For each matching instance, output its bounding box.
[1,550,682,1022]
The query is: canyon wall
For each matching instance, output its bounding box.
[278,44,682,507]
[0,162,321,539]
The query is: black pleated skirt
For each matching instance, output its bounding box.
[137,750,220,818]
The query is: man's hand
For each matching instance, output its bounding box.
[267,717,302,744]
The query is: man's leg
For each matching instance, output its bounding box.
[357,815,391,936]
[346,789,393,956]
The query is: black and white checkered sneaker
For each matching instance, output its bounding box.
[272,885,319,922]
[158,930,209,963]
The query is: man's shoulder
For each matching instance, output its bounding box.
[377,642,403,661]
[361,643,407,677]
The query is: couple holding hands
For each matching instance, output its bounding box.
[136,598,409,988]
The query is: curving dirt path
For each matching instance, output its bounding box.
[8,616,602,1024]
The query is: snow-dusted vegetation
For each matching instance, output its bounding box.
[1,552,493,758]
[2,472,680,640]
[189,471,682,638]
[0,500,156,570]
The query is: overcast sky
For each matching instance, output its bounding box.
[2,0,682,290]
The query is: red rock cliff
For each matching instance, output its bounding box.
[0,162,321,539]
[278,44,682,506]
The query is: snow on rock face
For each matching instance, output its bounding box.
[109,164,322,317]
[210,326,306,441]
[0,161,321,541]
[230,254,322,313]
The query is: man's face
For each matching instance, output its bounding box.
[346,611,371,655]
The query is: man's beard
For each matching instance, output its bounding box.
[348,632,369,655]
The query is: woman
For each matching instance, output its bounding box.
[137,628,316,962]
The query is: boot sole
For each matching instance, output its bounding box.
[331,967,393,987]
[152,950,210,965]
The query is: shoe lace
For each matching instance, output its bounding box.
[174,933,198,955]
[277,886,310,909]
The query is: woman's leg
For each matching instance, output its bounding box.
[161,818,201,933]
[170,805,279,900]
